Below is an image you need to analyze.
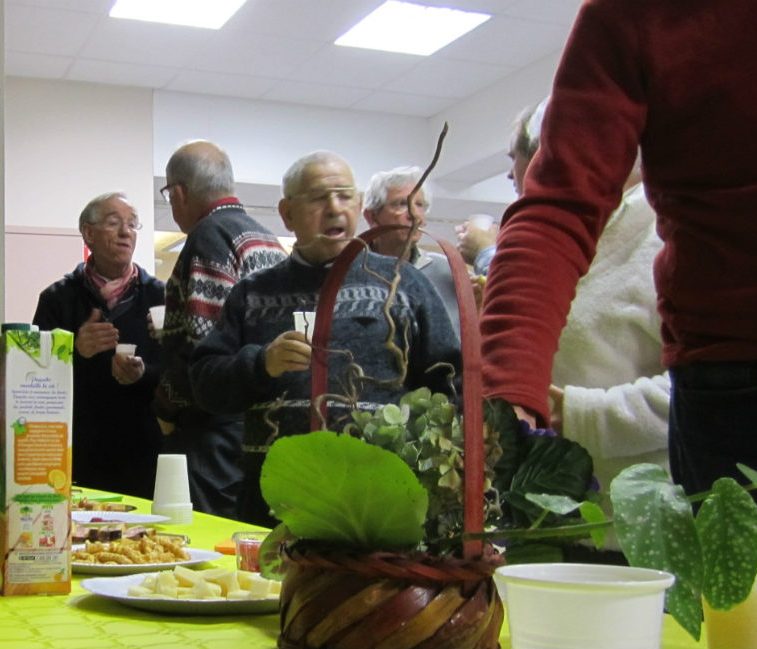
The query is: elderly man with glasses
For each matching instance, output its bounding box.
[188,150,460,526]
[33,191,165,499]
[363,166,460,339]
[154,139,287,519]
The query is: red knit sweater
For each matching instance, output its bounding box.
[481,0,757,423]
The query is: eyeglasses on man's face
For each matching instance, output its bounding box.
[384,197,429,215]
[290,186,359,208]
[159,182,183,203]
[96,217,142,232]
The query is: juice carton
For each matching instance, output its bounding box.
[0,325,73,595]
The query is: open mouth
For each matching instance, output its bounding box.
[323,226,346,239]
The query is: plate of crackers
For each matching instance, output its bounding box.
[72,534,222,575]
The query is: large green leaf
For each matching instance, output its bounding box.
[610,464,703,640]
[696,477,757,609]
[260,431,428,550]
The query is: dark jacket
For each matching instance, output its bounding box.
[33,263,165,498]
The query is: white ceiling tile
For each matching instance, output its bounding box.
[77,19,215,68]
[66,59,179,88]
[504,0,583,26]
[440,14,571,67]
[384,58,514,99]
[5,4,100,55]
[166,70,277,100]
[351,91,454,118]
[287,45,420,89]
[187,32,323,78]
[5,50,73,78]
[262,80,372,110]
[6,0,111,12]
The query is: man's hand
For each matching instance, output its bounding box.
[75,308,119,358]
[265,331,311,377]
[512,405,537,429]
[112,352,145,385]
[157,418,176,436]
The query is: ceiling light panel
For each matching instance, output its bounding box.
[109,0,247,30]
[335,1,491,56]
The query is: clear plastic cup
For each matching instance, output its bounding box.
[233,531,268,572]
[115,343,136,356]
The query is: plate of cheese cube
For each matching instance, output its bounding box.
[81,565,280,614]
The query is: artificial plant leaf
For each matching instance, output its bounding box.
[525,493,582,516]
[260,431,428,550]
[696,477,757,609]
[610,464,703,640]
[737,463,757,485]
[258,523,293,580]
[485,398,524,493]
[506,436,594,524]
[579,501,608,548]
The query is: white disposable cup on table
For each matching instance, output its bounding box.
[149,305,166,331]
[494,563,674,649]
[115,343,136,356]
[151,454,193,524]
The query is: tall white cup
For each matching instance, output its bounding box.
[151,454,193,524]
[469,213,495,230]
[149,305,166,331]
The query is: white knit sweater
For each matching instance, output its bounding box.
[553,184,670,502]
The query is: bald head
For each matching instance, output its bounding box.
[165,140,235,203]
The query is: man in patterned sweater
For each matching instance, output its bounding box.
[189,150,460,525]
[154,140,286,518]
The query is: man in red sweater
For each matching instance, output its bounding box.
[481,0,757,496]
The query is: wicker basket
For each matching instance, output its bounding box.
[278,225,502,649]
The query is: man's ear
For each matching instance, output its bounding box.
[81,224,95,248]
[278,198,294,232]
[363,208,377,227]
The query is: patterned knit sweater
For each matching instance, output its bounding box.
[189,250,461,523]
[154,201,286,422]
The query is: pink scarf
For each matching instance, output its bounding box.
[85,258,137,309]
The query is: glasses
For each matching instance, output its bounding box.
[384,197,429,214]
[290,186,358,208]
[159,182,183,202]
[96,217,142,232]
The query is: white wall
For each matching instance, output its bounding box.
[5,78,155,269]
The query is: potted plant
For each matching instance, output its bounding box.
[256,392,598,649]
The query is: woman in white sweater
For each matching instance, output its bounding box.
[512,100,671,504]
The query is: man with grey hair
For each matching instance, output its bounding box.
[189,150,460,525]
[155,139,286,518]
[363,166,460,339]
[34,191,164,498]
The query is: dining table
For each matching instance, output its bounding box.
[0,489,707,649]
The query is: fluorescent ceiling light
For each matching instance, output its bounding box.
[335,1,490,56]
[109,0,247,30]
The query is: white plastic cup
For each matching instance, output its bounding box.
[115,343,136,356]
[149,305,166,330]
[151,454,193,525]
[469,213,495,230]
[293,311,316,342]
[494,563,674,649]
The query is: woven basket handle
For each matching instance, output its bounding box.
[310,225,483,559]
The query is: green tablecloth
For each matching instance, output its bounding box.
[0,491,706,649]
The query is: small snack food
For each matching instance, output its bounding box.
[73,534,189,565]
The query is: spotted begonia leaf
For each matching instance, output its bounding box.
[610,464,703,640]
[696,477,757,609]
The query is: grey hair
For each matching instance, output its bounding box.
[78,191,131,234]
[510,97,549,162]
[281,150,352,197]
[165,139,234,201]
[363,166,432,212]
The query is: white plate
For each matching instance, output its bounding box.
[73,547,222,575]
[81,573,279,615]
[72,511,170,525]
